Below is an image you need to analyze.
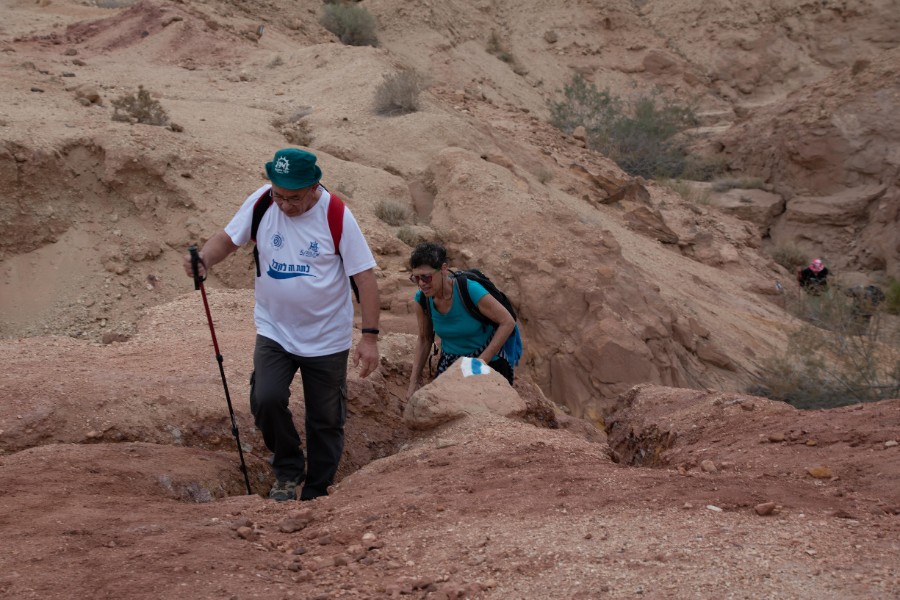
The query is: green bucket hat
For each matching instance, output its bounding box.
[265,148,322,190]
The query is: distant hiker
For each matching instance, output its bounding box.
[406,242,518,401]
[183,148,380,502]
[797,258,829,294]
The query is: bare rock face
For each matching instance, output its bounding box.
[709,188,785,230]
[768,185,896,273]
[778,186,886,227]
[716,49,900,276]
[624,205,679,244]
[641,49,682,76]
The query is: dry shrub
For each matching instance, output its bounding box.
[111,85,169,126]
[486,30,522,71]
[662,179,711,205]
[281,121,313,146]
[272,108,314,146]
[374,200,410,226]
[486,30,503,55]
[770,243,807,271]
[397,226,423,247]
[753,290,900,409]
[320,3,378,47]
[374,70,423,116]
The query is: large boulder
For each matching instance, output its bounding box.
[403,358,526,430]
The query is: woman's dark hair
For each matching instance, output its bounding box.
[410,241,447,269]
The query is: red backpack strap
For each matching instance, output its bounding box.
[327,193,345,255]
[326,193,360,303]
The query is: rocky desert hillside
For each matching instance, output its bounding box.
[0,0,898,598]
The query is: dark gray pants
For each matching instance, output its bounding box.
[250,335,348,500]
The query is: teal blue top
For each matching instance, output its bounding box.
[415,279,495,357]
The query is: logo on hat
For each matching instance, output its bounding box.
[274,156,291,174]
[266,148,322,190]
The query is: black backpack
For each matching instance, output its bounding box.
[461,269,516,324]
[417,268,517,330]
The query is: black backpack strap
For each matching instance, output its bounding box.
[251,187,274,277]
[452,271,493,327]
[416,292,439,377]
[417,292,431,325]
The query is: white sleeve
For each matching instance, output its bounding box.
[224,185,271,246]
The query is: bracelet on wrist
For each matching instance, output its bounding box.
[361,328,379,336]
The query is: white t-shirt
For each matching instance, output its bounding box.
[225,185,376,357]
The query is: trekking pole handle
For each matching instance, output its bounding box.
[188,245,205,290]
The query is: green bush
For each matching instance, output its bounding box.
[885,280,900,315]
[549,74,621,134]
[374,70,423,116]
[111,86,169,126]
[549,75,697,179]
[320,3,378,47]
[753,289,900,409]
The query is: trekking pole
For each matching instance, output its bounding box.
[189,245,253,495]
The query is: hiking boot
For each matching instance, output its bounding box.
[268,479,299,502]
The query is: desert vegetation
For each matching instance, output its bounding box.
[486,30,515,64]
[396,225,425,247]
[111,85,169,126]
[770,243,808,271]
[374,200,411,226]
[754,289,900,409]
[886,280,900,315]
[549,75,708,179]
[320,2,378,47]
[271,108,314,146]
[374,70,424,116]
[711,176,766,193]
[662,179,711,205]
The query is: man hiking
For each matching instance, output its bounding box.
[183,148,380,501]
